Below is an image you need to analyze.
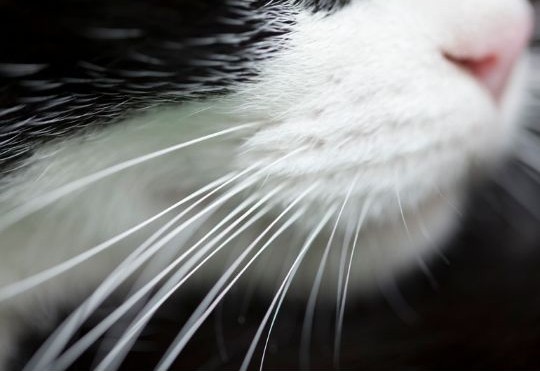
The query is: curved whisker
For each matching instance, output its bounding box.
[0,124,255,234]
[0,173,235,302]
[395,186,438,290]
[435,186,464,218]
[333,213,356,368]
[416,213,450,266]
[43,149,306,370]
[334,197,372,368]
[69,198,265,370]
[240,206,337,371]
[36,183,273,371]
[93,193,280,371]
[153,188,316,371]
[299,176,358,370]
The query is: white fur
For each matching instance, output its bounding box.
[0,0,533,367]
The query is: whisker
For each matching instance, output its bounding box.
[237,224,304,324]
[159,209,307,371]
[396,185,412,240]
[333,213,356,366]
[435,186,464,218]
[153,190,316,371]
[90,152,307,371]
[494,172,540,221]
[240,206,337,371]
[416,212,450,266]
[0,123,255,234]
[396,186,438,290]
[48,149,305,370]
[93,195,279,371]
[300,177,357,370]
[93,211,213,365]
[515,158,540,183]
[28,149,306,370]
[214,301,229,364]
[334,197,372,369]
[376,273,417,324]
[513,134,540,173]
[0,173,235,302]
[26,187,257,371]
[46,187,276,371]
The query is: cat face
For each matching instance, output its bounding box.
[0,0,534,302]
[232,0,534,283]
[0,0,536,369]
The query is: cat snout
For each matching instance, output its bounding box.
[441,0,534,102]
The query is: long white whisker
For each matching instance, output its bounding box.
[30,148,306,370]
[68,203,267,371]
[26,167,264,371]
[93,212,212,366]
[45,184,274,371]
[156,210,306,371]
[92,193,248,366]
[494,174,540,221]
[154,191,315,371]
[80,167,258,314]
[240,207,337,371]
[91,151,307,371]
[30,151,304,371]
[395,186,437,289]
[435,186,463,218]
[214,301,229,364]
[0,124,254,234]
[334,197,372,368]
[93,193,281,371]
[514,134,540,173]
[300,178,356,370]
[416,215,450,266]
[0,173,234,302]
[371,187,416,323]
[333,213,356,367]
[337,219,355,308]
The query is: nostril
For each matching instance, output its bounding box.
[443,48,522,103]
[444,53,498,82]
[444,52,505,99]
[439,1,534,103]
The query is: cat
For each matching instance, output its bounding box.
[0,0,538,369]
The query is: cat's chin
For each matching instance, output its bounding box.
[241,183,465,298]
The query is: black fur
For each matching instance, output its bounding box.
[0,0,296,172]
[0,0,351,172]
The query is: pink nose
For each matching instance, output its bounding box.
[443,7,534,102]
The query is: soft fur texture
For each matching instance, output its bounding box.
[0,0,537,370]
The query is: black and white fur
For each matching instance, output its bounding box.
[0,0,539,369]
